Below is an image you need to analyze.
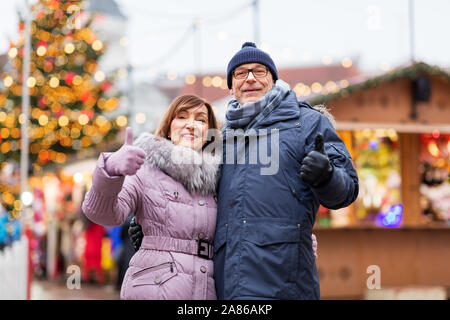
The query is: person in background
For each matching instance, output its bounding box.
[115,215,135,291]
[0,207,8,252]
[82,217,105,284]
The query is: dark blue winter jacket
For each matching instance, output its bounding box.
[213,90,359,300]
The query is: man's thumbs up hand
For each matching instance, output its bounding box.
[313,133,326,154]
[300,133,333,188]
[104,127,146,176]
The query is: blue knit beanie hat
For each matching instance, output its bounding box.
[226,42,278,89]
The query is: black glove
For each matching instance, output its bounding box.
[128,216,143,252]
[300,133,333,188]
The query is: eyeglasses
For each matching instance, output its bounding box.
[233,67,268,80]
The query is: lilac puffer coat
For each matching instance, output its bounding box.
[82,133,221,300]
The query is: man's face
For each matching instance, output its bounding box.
[230,63,274,105]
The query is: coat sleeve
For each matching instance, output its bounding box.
[82,152,143,227]
[303,112,359,210]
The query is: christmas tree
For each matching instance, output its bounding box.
[0,0,126,218]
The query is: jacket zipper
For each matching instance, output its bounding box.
[132,262,174,278]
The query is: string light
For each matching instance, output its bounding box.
[220,81,228,90]
[49,76,59,88]
[38,114,49,126]
[0,128,9,139]
[185,74,196,85]
[311,82,323,93]
[27,77,36,87]
[103,97,119,111]
[428,141,440,158]
[58,115,69,127]
[73,75,83,85]
[340,79,349,88]
[73,172,84,184]
[18,114,27,124]
[325,81,338,93]
[21,191,33,207]
[342,58,352,68]
[202,76,212,87]
[116,115,128,127]
[78,114,90,125]
[322,56,332,65]
[36,45,47,56]
[212,76,222,88]
[1,142,11,153]
[167,71,178,81]
[92,40,103,51]
[94,70,105,82]
[70,127,81,139]
[135,112,146,124]
[64,43,75,54]
[3,76,13,87]
[8,47,18,59]
[432,130,440,139]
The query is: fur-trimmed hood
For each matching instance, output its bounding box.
[134,133,221,195]
[312,104,336,128]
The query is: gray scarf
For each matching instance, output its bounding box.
[225,79,291,130]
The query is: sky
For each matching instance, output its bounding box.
[1,0,450,80]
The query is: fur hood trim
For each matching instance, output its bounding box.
[134,133,221,195]
[312,104,337,128]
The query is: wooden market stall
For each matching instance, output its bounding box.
[307,62,450,299]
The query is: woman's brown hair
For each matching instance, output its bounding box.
[154,94,219,149]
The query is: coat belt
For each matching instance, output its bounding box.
[141,235,214,259]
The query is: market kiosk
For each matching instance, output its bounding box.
[308,62,450,299]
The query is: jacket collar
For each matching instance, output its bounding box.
[249,91,337,129]
[251,90,300,128]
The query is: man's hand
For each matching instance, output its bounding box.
[128,217,143,252]
[105,127,146,176]
[300,133,333,188]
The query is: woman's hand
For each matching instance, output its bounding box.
[312,233,318,258]
[105,127,146,176]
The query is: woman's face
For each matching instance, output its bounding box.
[169,104,209,150]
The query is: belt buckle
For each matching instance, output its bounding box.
[197,239,210,259]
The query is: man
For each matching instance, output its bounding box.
[214,42,358,300]
[131,42,358,300]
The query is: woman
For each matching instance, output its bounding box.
[82,94,221,299]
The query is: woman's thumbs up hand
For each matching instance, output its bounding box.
[104,127,146,176]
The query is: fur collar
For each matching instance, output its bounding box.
[134,133,221,195]
[312,104,337,128]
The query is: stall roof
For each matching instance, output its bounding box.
[308,62,450,106]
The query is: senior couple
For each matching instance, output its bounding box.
[82,42,359,300]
